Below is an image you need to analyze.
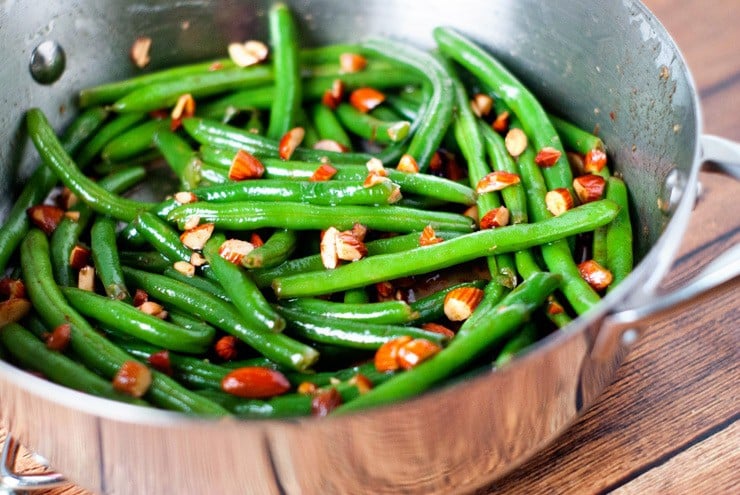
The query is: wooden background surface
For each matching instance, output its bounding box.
[1,0,738,493]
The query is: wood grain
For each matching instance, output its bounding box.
[1,1,738,494]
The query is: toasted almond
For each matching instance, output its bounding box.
[0,298,32,327]
[375,281,394,299]
[339,52,368,73]
[584,148,608,173]
[174,191,198,204]
[190,252,206,267]
[63,211,81,222]
[348,373,373,394]
[470,93,493,118]
[573,174,606,204]
[58,187,78,210]
[229,149,265,181]
[218,239,254,265]
[396,154,419,173]
[136,300,169,320]
[480,206,510,229]
[173,260,195,277]
[546,296,565,315]
[545,188,574,216]
[311,388,343,417]
[180,223,215,250]
[444,154,466,181]
[250,233,265,248]
[68,245,91,270]
[463,205,479,223]
[322,79,345,109]
[27,205,65,235]
[133,289,149,307]
[228,40,269,67]
[346,224,365,243]
[113,361,152,398]
[444,286,485,321]
[374,336,413,372]
[419,225,443,246]
[567,151,586,176]
[397,338,442,370]
[534,147,562,168]
[312,140,348,153]
[492,110,510,133]
[278,127,305,160]
[222,366,291,398]
[214,335,239,361]
[320,227,340,269]
[336,230,367,262]
[45,323,71,352]
[387,184,403,204]
[147,350,173,376]
[182,215,201,231]
[171,93,195,121]
[349,87,385,113]
[421,322,456,339]
[130,36,152,68]
[0,278,26,299]
[578,260,614,291]
[363,172,391,188]
[297,381,318,395]
[78,265,95,291]
[504,128,528,158]
[476,171,521,193]
[365,157,387,176]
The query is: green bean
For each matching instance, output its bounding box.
[0,107,108,274]
[335,271,560,413]
[168,202,474,233]
[266,3,302,139]
[361,39,455,170]
[434,27,573,193]
[242,229,298,269]
[132,211,192,263]
[548,113,605,155]
[0,323,147,405]
[272,200,619,298]
[479,123,528,224]
[384,94,421,121]
[76,113,147,168]
[455,278,510,338]
[112,66,273,114]
[118,250,171,272]
[251,230,464,288]
[592,226,608,267]
[408,280,488,323]
[122,267,317,371]
[494,322,539,367]
[167,309,217,338]
[605,176,633,291]
[153,130,203,190]
[343,288,369,304]
[91,216,131,301]
[310,103,352,149]
[61,287,214,354]
[27,109,155,222]
[20,229,228,415]
[162,266,229,301]
[203,234,286,333]
[101,119,170,163]
[192,179,400,207]
[118,198,181,247]
[277,306,448,350]
[244,108,265,134]
[370,105,405,123]
[335,103,410,144]
[281,298,419,325]
[296,107,320,148]
[50,166,146,286]
[514,250,572,328]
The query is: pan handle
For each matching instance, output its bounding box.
[592,135,740,360]
[0,435,67,493]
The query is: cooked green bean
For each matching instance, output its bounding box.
[242,229,298,269]
[336,271,561,413]
[548,113,605,156]
[311,103,352,149]
[91,216,131,301]
[514,249,572,328]
[133,211,192,263]
[273,200,619,298]
[101,118,171,163]
[153,130,203,190]
[343,288,369,304]
[76,113,147,168]
[118,250,171,272]
[335,103,411,144]
[281,298,419,325]
[162,266,229,301]
[479,123,528,224]
[61,287,214,353]
[494,322,539,367]
[605,176,633,291]
[266,3,302,139]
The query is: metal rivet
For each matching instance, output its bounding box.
[620,328,640,347]
[29,40,66,85]
[658,168,687,215]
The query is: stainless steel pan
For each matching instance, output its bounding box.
[1,1,738,493]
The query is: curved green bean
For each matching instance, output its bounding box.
[605,176,633,291]
[335,103,410,144]
[76,113,147,168]
[311,103,352,149]
[132,211,192,263]
[101,118,170,163]
[281,298,419,325]
[242,229,298,269]
[91,216,131,301]
[266,3,302,139]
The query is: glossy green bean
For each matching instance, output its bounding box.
[336,272,560,413]
[266,3,302,139]
[343,288,369,304]
[20,229,228,415]
[133,211,192,263]
[153,130,203,190]
[91,216,131,301]
[310,103,352,149]
[27,109,155,222]
[118,250,171,272]
[335,103,410,144]
[605,176,633,291]
[272,200,619,298]
[242,229,297,269]
[168,201,475,233]
[62,287,214,354]
[281,297,418,325]
[548,113,605,155]
[0,323,147,405]
[118,198,181,247]
[162,266,230,301]
[123,267,317,371]
[76,113,147,168]
[203,234,286,333]
[101,118,170,163]
[494,322,539,367]
[407,280,488,323]
[514,249,572,328]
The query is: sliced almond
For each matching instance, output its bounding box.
[335,230,367,262]
[396,154,419,173]
[476,171,521,193]
[363,172,391,188]
[69,245,91,270]
[218,239,254,265]
[320,227,340,269]
[190,252,206,267]
[228,40,269,67]
[339,52,368,73]
[444,286,485,321]
[504,128,528,158]
[479,206,510,229]
[573,174,606,204]
[545,188,574,216]
[182,215,201,231]
[419,225,443,246]
[0,298,32,327]
[312,140,348,153]
[278,127,305,160]
[374,336,412,372]
[397,338,442,370]
[492,110,510,133]
[78,265,95,292]
[173,260,195,277]
[229,149,265,180]
[584,148,608,173]
[179,223,215,250]
[27,205,65,235]
[137,300,169,319]
[130,36,152,68]
[321,79,345,109]
[308,163,338,183]
[470,93,493,118]
[348,373,373,394]
[174,191,198,204]
[113,361,152,398]
[578,259,614,291]
[534,147,562,168]
[45,323,71,352]
[349,87,385,113]
[171,93,195,122]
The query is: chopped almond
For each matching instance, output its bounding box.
[68,245,91,270]
[567,151,586,176]
[45,323,71,351]
[0,298,32,327]
[584,149,608,173]
[228,40,269,67]
[222,367,291,398]
[492,111,510,133]
[396,154,419,173]
[320,227,340,269]
[336,230,367,262]
[218,239,254,265]
[534,147,562,168]
[173,261,195,277]
[339,53,368,73]
[297,381,318,395]
[374,336,412,372]
[190,252,206,267]
[349,87,385,113]
[113,361,152,398]
[578,260,613,291]
[421,322,455,339]
[250,233,265,248]
[0,278,26,299]
[573,174,606,204]
[397,338,442,370]
[348,373,373,394]
[78,266,95,291]
[229,149,265,180]
[419,225,443,246]
[504,128,528,158]
[174,191,198,204]
[278,127,305,160]
[214,335,239,360]
[546,296,565,315]
[133,289,149,307]
[63,211,81,222]
[365,157,388,176]
[171,93,195,121]
[58,187,78,210]
[312,140,348,153]
[470,93,493,117]
[147,350,173,376]
[363,172,391,188]
[311,388,343,417]
[545,188,574,216]
[180,223,215,250]
[27,205,65,235]
[476,171,521,193]
[479,206,510,229]
[130,36,152,68]
[351,223,368,242]
[182,215,201,231]
[136,300,169,320]
[444,286,485,321]
[322,79,345,109]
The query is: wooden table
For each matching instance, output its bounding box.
[2,0,738,493]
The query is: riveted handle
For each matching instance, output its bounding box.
[1,435,67,493]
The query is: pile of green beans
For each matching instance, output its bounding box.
[0,4,633,418]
